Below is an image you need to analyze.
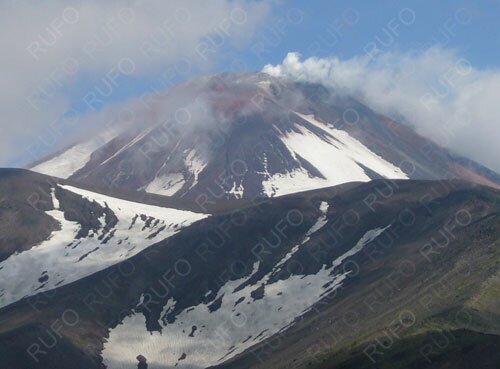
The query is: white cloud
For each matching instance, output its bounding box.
[263,49,500,173]
[0,0,272,166]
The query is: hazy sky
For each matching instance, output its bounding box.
[1,0,499,171]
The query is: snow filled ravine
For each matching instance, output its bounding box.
[262,112,409,197]
[0,185,208,310]
[102,220,390,369]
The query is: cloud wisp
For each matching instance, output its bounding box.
[0,0,271,166]
[263,49,500,172]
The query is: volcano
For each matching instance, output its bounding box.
[1,72,499,369]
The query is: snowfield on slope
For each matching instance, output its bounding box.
[103,210,390,369]
[145,172,186,196]
[30,131,117,179]
[0,185,208,310]
[144,149,208,196]
[262,112,408,196]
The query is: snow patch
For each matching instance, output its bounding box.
[262,113,408,196]
[306,201,329,237]
[262,168,326,197]
[229,181,245,199]
[270,201,330,276]
[184,149,207,190]
[50,187,60,209]
[102,225,389,369]
[0,185,208,310]
[145,173,185,196]
[31,131,116,179]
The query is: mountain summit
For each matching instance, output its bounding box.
[30,72,499,202]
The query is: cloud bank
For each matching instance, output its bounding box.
[0,0,271,166]
[263,49,500,173]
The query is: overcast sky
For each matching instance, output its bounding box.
[1,0,499,172]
